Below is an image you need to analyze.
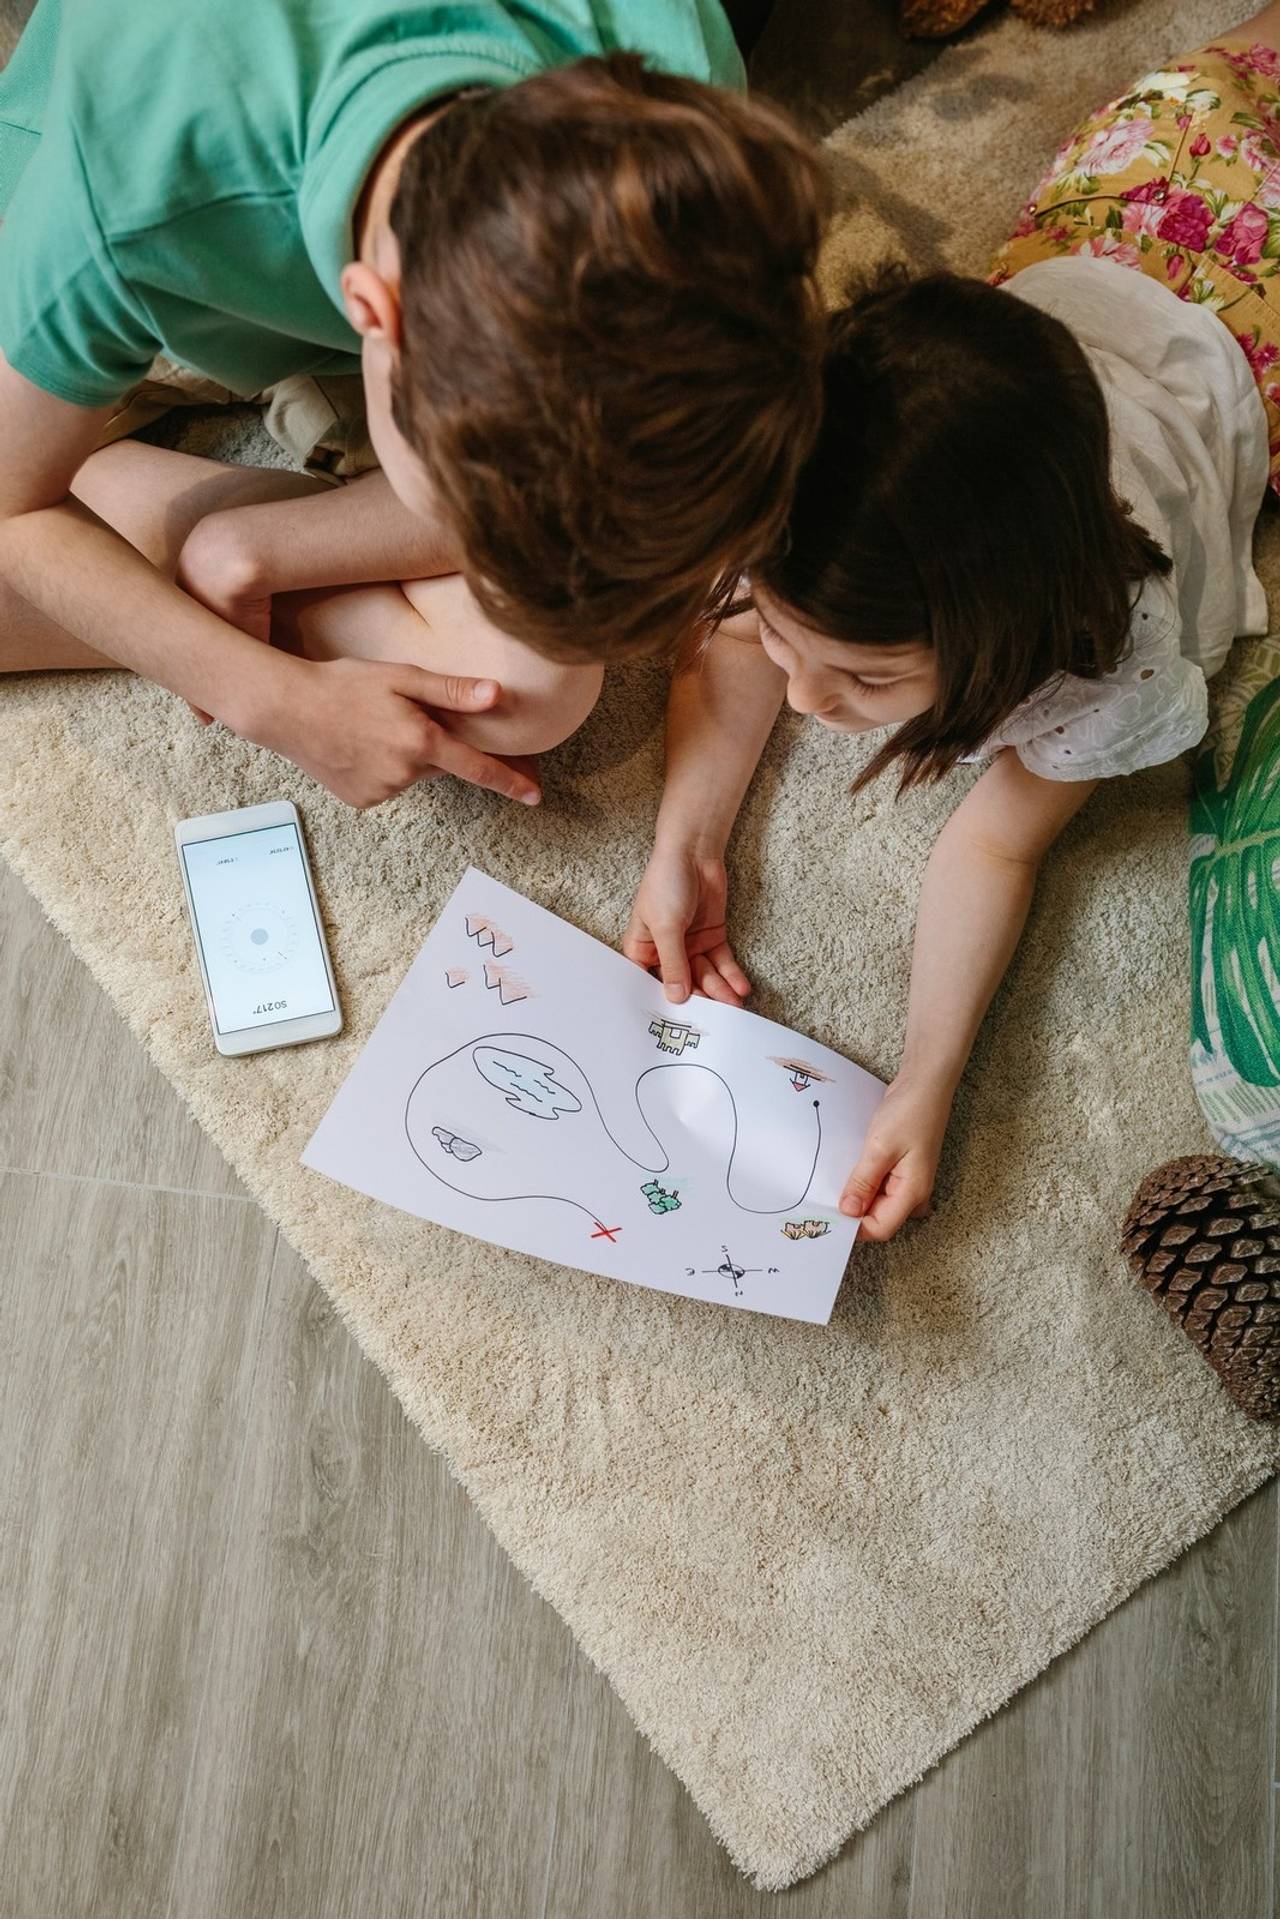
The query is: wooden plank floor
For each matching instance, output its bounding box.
[2,3,1277,1913]
[2,852,1277,1919]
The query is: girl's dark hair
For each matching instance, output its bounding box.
[755,267,1172,790]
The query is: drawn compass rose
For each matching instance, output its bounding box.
[685,1244,781,1297]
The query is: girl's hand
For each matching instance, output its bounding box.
[622,839,750,1006]
[839,1075,952,1242]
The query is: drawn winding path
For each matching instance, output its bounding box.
[403,1030,822,1237]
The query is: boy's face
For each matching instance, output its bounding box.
[341,240,444,528]
[360,329,440,524]
[754,587,936,733]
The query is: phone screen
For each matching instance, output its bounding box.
[180,820,335,1036]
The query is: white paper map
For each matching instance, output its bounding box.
[303,868,885,1323]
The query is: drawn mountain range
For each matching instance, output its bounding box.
[483,961,532,1006]
[465,914,514,957]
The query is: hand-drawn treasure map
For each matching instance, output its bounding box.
[303,869,884,1322]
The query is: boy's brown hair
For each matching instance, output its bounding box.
[757,267,1172,789]
[389,54,829,661]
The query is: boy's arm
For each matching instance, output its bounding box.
[0,356,538,808]
[622,611,785,1002]
[843,750,1097,1241]
[176,469,465,638]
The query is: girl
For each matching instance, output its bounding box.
[624,8,1280,1242]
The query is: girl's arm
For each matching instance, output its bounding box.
[843,749,1097,1241]
[622,610,786,1003]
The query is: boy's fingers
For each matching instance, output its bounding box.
[398,667,500,712]
[426,728,541,805]
[500,752,541,785]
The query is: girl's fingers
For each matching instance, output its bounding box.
[858,1187,918,1242]
[859,1177,932,1243]
[621,925,659,968]
[706,940,750,999]
[840,1145,896,1219]
[692,953,743,1005]
[651,922,693,1004]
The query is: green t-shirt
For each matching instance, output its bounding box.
[0,0,744,407]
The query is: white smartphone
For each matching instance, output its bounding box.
[175,800,342,1056]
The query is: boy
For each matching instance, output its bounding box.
[0,0,825,807]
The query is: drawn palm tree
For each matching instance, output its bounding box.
[1190,673,1280,1085]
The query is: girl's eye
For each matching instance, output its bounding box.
[759,613,895,697]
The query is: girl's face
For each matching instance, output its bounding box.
[755,588,937,733]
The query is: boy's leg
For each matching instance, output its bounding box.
[0,439,327,672]
[3,436,603,755]
[274,572,604,758]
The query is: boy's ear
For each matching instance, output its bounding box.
[340,263,403,349]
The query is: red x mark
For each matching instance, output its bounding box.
[591,1222,622,1242]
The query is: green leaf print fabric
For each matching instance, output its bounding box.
[1191,634,1280,1160]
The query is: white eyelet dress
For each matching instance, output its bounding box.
[971,255,1271,780]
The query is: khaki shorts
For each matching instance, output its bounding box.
[99,355,378,482]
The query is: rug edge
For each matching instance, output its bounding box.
[5,838,1278,1893]
[735,1455,1277,1888]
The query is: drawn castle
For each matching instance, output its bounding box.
[649,1016,702,1056]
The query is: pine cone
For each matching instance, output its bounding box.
[1009,0,1097,28]
[1122,1154,1280,1421]
[901,0,991,39]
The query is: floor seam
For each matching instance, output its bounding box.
[0,1161,255,1205]
[162,1224,282,1919]
[534,1624,581,1919]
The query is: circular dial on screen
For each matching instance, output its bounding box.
[218,900,300,975]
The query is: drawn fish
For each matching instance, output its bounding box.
[432,1126,483,1163]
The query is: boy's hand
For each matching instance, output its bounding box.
[622,839,750,1006]
[839,1075,951,1242]
[234,654,542,810]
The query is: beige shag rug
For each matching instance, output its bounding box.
[4,0,1280,1888]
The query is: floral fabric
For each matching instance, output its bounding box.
[989,38,1280,487]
